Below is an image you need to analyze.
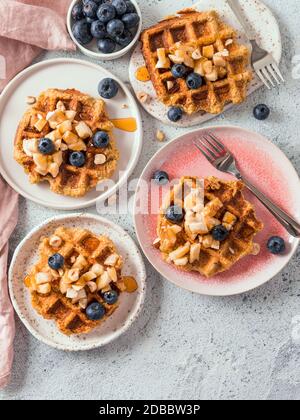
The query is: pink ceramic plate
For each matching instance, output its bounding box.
[134,126,300,296]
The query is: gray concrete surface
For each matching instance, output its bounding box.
[1,0,300,400]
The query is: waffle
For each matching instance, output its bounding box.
[156,176,263,278]
[24,227,138,335]
[141,9,252,115]
[14,89,119,197]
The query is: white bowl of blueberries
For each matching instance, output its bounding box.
[67,0,142,60]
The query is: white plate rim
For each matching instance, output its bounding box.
[0,58,143,211]
[9,213,147,351]
[133,125,300,296]
[129,0,282,127]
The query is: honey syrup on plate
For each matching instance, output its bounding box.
[111,118,137,132]
[135,66,150,82]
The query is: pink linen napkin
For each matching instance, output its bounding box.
[0,177,18,389]
[0,0,76,91]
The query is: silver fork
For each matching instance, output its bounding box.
[227,0,284,89]
[193,132,300,238]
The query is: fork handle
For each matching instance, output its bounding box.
[227,0,256,40]
[238,176,300,238]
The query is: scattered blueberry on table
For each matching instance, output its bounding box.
[152,170,169,186]
[86,302,106,320]
[93,131,110,148]
[69,151,86,167]
[165,205,184,223]
[71,0,140,53]
[38,138,55,155]
[212,225,229,241]
[167,106,183,122]
[48,254,65,270]
[253,104,270,120]
[267,236,286,254]
[98,78,119,99]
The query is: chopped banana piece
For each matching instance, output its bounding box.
[37,283,51,295]
[202,45,214,59]
[174,257,189,266]
[190,243,201,264]
[75,121,93,139]
[169,242,190,261]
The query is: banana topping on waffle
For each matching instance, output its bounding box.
[14,89,119,197]
[24,227,138,335]
[155,176,263,278]
[141,9,253,115]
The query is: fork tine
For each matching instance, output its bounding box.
[262,67,275,87]
[271,62,284,82]
[267,64,280,85]
[197,138,218,159]
[202,134,224,154]
[193,140,214,163]
[206,131,229,153]
[256,68,271,89]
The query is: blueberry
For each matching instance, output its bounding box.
[112,0,127,15]
[83,0,98,19]
[93,131,110,148]
[152,170,169,186]
[186,72,203,90]
[125,1,136,13]
[69,151,86,167]
[86,302,106,321]
[48,253,64,270]
[171,64,188,79]
[267,236,286,255]
[97,38,116,53]
[72,19,93,45]
[38,138,55,155]
[86,17,97,24]
[115,29,133,46]
[167,107,183,122]
[165,205,184,223]
[106,19,125,37]
[121,12,140,29]
[98,78,119,99]
[97,3,116,23]
[91,20,107,38]
[72,3,84,21]
[212,225,229,241]
[253,104,270,120]
[102,290,119,305]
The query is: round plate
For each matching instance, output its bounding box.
[134,126,300,296]
[0,58,142,210]
[9,214,146,351]
[129,0,282,127]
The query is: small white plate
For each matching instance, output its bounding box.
[9,213,146,351]
[129,0,282,127]
[67,0,143,61]
[0,58,142,210]
[134,126,300,296]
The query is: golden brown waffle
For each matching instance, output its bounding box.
[141,9,253,115]
[14,89,119,197]
[25,227,137,335]
[156,176,263,278]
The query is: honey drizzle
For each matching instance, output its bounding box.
[111,118,137,132]
[135,66,151,82]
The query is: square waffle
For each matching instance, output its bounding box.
[14,88,119,197]
[156,176,263,278]
[24,227,138,335]
[141,9,253,115]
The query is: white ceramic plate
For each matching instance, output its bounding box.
[9,213,146,351]
[129,0,282,127]
[0,58,142,210]
[134,126,300,296]
[67,0,143,61]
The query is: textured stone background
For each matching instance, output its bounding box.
[1,0,300,400]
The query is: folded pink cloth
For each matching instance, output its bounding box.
[0,0,76,91]
[0,177,18,389]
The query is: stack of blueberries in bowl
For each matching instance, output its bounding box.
[68,0,141,59]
